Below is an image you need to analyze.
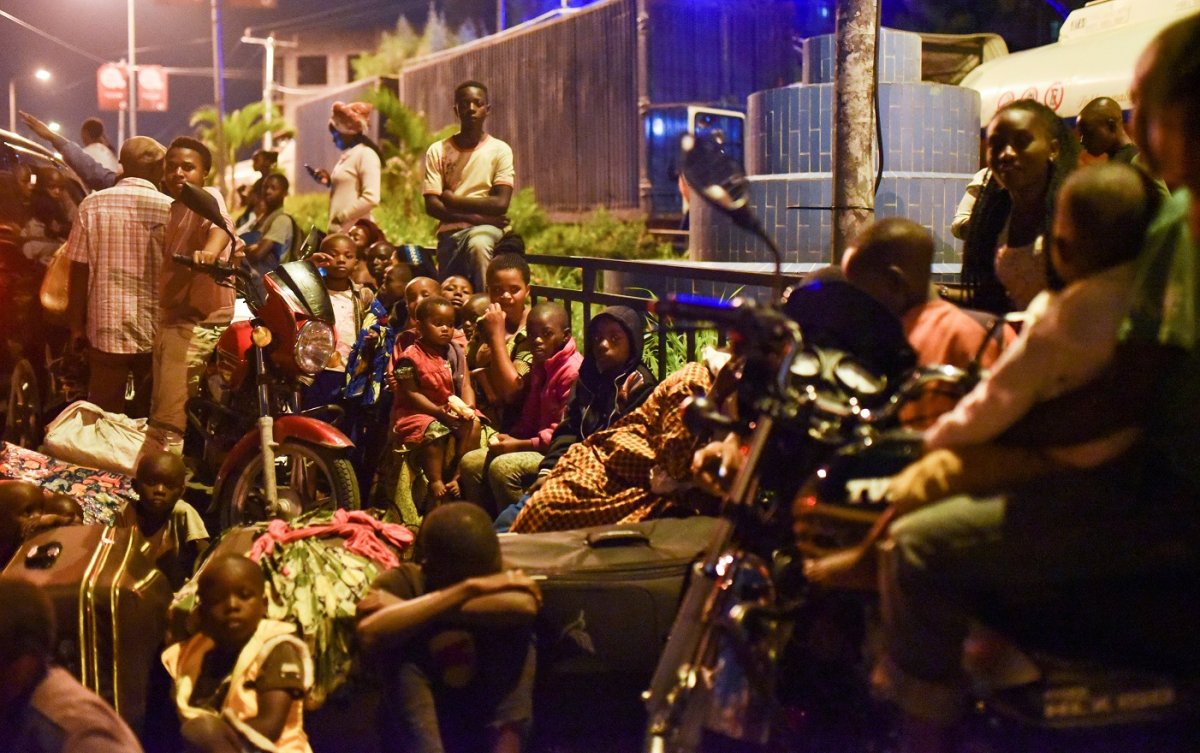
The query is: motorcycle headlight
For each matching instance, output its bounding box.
[294,320,335,375]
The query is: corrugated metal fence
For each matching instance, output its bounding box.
[401,1,640,213]
[396,0,796,215]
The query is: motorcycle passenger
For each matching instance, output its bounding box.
[841,217,1011,425]
[961,99,1079,314]
[876,16,1200,752]
[890,163,1158,512]
[148,137,239,456]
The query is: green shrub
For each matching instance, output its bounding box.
[285,193,330,234]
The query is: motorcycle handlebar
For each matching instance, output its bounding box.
[651,294,782,339]
[172,253,245,280]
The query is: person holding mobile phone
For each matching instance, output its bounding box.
[320,101,382,233]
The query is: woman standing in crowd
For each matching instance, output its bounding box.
[961,99,1079,314]
[310,101,382,233]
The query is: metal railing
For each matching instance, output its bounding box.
[524,254,804,380]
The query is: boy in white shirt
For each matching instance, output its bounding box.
[422,81,515,292]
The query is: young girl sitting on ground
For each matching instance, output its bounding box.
[391,296,482,504]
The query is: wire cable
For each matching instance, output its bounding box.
[0,9,107,64]
[244,0,397,35]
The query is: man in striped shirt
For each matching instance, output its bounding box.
[65,136,171,416]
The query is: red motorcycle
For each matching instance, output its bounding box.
[174,185,359,528]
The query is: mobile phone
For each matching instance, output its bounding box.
[304,164,325,184]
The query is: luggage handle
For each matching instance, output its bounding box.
[24,541,64,569]
[586,529,651,548]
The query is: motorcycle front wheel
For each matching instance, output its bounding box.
[219,440,359,529]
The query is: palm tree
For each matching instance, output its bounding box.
[189,101,291,193]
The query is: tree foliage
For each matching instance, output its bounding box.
[351,2,487,81]
[189,101,290,187]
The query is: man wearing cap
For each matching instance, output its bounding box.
[65,136,172,416]
[312,101,381,232]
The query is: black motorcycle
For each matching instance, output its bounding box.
[643,135,1199,753]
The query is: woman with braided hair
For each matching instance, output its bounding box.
[961,98,1079,314]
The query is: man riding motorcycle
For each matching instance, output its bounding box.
[876,15,1200,753]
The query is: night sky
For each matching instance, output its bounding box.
[1,0,1086,149]
[0,0,495,146]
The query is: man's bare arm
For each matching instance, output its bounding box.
[440,185,513,216]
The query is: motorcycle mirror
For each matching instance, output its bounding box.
[679,133,783,303]
[178,182,237,249]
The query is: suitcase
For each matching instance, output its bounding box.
[499,515,725,684]
[4,524,173,731]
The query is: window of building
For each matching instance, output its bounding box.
[297,55,327,86]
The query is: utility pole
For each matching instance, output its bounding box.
[128,0,137,137]
[497,0,506,33]
[241,30,297,150]
[211,0,228,194]
[830,0,879,263]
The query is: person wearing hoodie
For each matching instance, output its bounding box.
[493,305,657,531]
[460,302,582,512]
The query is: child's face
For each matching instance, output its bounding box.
[368,245,394,281]
[406,279,441,320]
[419,303,457,348]
[382,265,411,303]
[1050,203,1084,284]
[347,225,370,253]
[461,296,490,341]
[198,564,266,649]
[322,238,357,281]
[39,171,66,202]
[487,269,529,320]
[134,458,186,519]
[528,313,569,365]
[441,276,473,310]
[591,317,632,374]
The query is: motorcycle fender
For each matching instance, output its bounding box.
[214,414,355,492]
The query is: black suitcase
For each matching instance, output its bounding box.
[499,515,725,684]
[3,524,173,732]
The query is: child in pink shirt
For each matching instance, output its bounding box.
[460,302,582,510]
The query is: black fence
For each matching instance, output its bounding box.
[524,253,803,380]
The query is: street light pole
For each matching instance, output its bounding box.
[211,0,228,194]
[128,0,137,137]
[241,31,297,151]
[9,69,52,134]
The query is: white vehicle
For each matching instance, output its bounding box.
[961,0,1200,125]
